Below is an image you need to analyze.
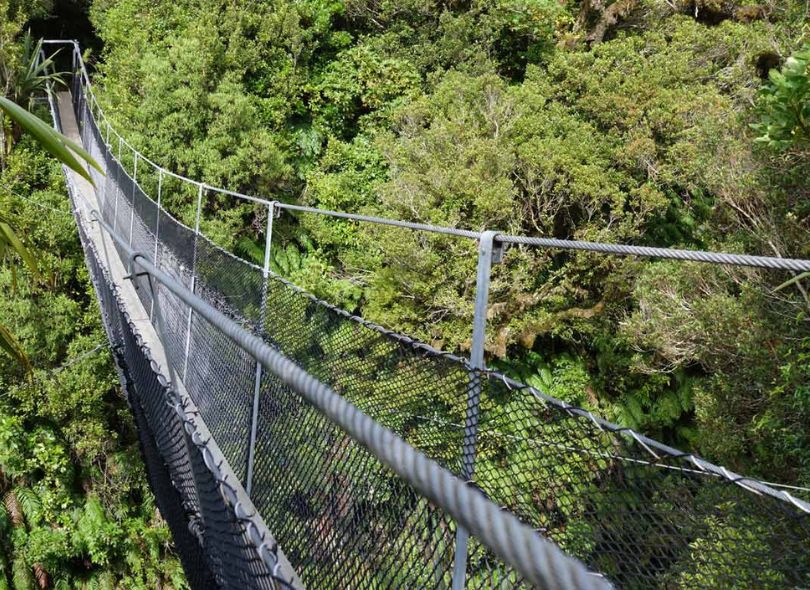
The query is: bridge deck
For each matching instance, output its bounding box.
[58,91,173,372]
[56,91,302,588]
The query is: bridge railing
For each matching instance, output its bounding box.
[44,40,810,589]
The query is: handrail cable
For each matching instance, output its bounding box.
[89,208,612,590]
[40,39,810,273]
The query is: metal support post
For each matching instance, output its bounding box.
[182,184,205,382]
[150,170,163,321]
[451,230,500,590]
[128,153,138,247]
[77,83,84,138]
[245,201,276,495]
[112,137,122,233]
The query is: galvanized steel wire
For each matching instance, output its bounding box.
[496,235,810,272]
[41,39,810,274]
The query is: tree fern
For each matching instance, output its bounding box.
[3,492,22,528]
[11,556,33,590]
[11,488,41,528]
[31,563,46,590]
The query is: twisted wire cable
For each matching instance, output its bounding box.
[41,40,810,274]
[496,235,810,271]
[91,210,612,590]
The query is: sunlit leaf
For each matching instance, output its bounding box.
[0,218,39,277]
[0,322,31,375]
[0,96,103,184]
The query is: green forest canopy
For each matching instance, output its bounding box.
[0,0,809,586]
[88,0,810,487]
[0,1,185,588]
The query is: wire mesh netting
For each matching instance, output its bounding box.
[66,62,810,590]
[73,210,293,590]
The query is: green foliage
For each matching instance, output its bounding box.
[88,0,810,496]
[0,96,102,185]
[668,513,786,588]
[47,2,809,585]
[0,99,185,588]
[0,33,64,111]
[309,43,422,137]
[495,350,593,407]
[0,28,102,185]
[754,43,810,150]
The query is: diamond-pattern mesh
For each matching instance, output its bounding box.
[253,373,457,588]
[68,70,810,590]
[75,212,290,590]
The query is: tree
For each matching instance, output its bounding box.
[0,26,103,371]
[754,44,810,152]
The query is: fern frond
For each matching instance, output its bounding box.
[96,571,114,590]
[12,488,41,527]
[76,497,106,545]
[11,556,34,590]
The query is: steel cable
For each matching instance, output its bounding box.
[90,209,611,590]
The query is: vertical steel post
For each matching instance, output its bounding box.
[77,75,84,140]
[245,201,276,495]
[451,230,499,590]
[72,45,80,106]
[112,137,122,233]
[183,183,204,381]
[150,169,163,321]
[128,152,138,247]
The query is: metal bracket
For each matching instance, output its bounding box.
[123,271,150,283]
[492,238,505,264]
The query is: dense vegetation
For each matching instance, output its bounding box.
[0,2,185,587]
[0,141,185,590]
[88,0,810,487]
[0,0,808,586]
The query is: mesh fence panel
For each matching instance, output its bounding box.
[75,211,293,590]
[253,369,458,589]
[260,275,471,475]
[65,69,810,589]
[472,379,810,588]
[184,300,256,484]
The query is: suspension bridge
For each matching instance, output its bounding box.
[40,40,810,589]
